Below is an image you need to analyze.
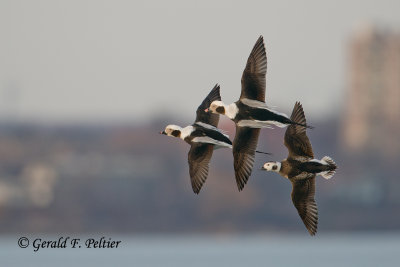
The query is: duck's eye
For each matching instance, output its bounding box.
[171,130,180,137]
[216,106,225,114]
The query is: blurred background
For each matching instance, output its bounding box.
[0,0,399,266]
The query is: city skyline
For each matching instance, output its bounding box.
[342,26,400,156]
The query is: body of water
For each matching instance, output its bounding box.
[1,233,399,266]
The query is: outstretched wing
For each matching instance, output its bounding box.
[195,84,221,127]
[284,102,314,160]
[240,36,267,102]
[291,177,318,236]
[188,143,214,194]
[232,127,260,191]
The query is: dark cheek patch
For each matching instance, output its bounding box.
[171,130,181,137]
[216,106,225,114]
[272,165,277,170]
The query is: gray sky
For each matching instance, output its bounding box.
[1,0,399,123]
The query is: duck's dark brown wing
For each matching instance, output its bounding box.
[188,143,214,194]
[240,36,267,102]
[232,127,260,191]
[195,84,221,127]
[284,102,314,160]
[291,176,318,236]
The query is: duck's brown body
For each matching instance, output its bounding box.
[280,159,337,180]
[262,102,337,236]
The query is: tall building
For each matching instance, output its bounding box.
[342,26,400,157]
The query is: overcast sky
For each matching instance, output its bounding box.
[1,0,399,123]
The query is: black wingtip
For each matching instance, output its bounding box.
[254,35,265,50]
[208,83,221,102]
[236,179,246,192]
[212,83,220,92]
[192,186,201,194]
[291,101,314,129]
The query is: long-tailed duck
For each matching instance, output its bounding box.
[160,84,232,194]
[206,36,311,191]
[261,102,337,235]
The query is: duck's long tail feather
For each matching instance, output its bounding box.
[255,150,271,155]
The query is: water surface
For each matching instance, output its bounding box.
[2,233,399,266]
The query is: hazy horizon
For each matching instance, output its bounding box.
[1,0,400,123]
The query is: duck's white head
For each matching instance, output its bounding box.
[206,100,226,115]
[262,161,281,172]
[160,124,182,138]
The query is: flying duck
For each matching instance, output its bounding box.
[206,36,311,191]
[261,102,337,235]
[160,84,232,194]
